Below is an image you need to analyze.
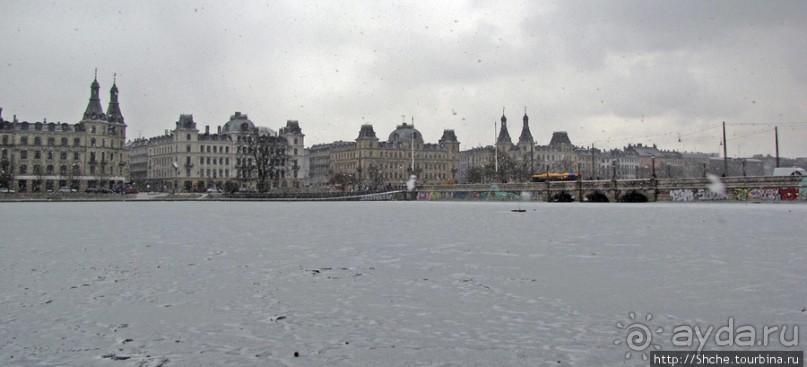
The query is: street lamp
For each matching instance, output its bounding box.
[611,159,617,180]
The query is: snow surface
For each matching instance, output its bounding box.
[1,201,805,366]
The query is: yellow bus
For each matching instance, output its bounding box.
[530,172,580,182]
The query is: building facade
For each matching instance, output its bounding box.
[0,76,128,192]
[126,112,304,192]
[311,123,460,190]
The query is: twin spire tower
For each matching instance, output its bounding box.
[82,69,125,125]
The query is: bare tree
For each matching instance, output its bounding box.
[0,157,14,188]
[240,127,288,192]
[366,164,384,191]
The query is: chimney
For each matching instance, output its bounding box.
[205,125,210,134]
[217,126,221,134]
[165,129,169,136]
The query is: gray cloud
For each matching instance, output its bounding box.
[1,0,806,157]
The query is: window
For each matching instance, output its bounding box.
[60,165,68,176]
[1,149,5,159]
[20,164,27,174]
[73,152,79,160]
[61,137,68,146]
[200,145,204,152]
[47,151,54,160]
[73,138,80,146]
[48,137,55,146]
[60,151,67,160]
[225,147,229,153]
[186,145,191,152]
[46,165,54,174]
[186,134,191,141]
[20,136,28,145]
[34,150,41,159]
[20,150,28,159]
[1,135,7,145]
[91,138,96,146]
[34,137,42,145]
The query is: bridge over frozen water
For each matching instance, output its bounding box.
[416,175,807,202]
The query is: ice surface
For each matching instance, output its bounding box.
[0,201,805,366]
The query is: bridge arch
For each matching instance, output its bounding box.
[618,190,648,202]
[585,190,610,202]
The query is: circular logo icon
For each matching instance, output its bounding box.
[614,312,663,360]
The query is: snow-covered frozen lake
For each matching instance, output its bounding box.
[1,201,805,366]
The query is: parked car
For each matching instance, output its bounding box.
[0,187,14,193]
[206,187,221,193]
[58,187,77,193]
[123,187,139,194]
[772,167,806,176]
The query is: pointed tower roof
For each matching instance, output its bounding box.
[82,71,105,121]
[106,74,125,124]
[517,108,534,146]
[548,131,573,146]
[496,108,512,144]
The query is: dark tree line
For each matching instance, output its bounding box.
[466,153,533,184]
[237,127,289,192]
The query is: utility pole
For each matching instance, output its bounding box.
[411,117,415,175]
[775,126,780,168]
[494,120,498,173]
[722,121,728,175]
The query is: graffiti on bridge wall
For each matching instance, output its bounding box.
[670,187,806,202]
[801,178,807,200]
[778,187,798,201]
[669,188,727,201]
[422,185,805,201]
[669,189,695,202]
[733,187,801,201]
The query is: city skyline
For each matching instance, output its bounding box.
[2,1,807,158]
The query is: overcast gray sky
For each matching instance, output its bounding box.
[3,1,807,158]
